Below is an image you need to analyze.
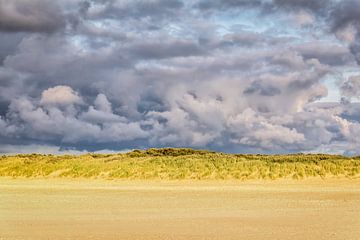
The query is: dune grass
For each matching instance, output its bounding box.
[1,148,360,180]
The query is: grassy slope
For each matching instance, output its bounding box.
[1,148,360,180]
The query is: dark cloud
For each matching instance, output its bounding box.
[0,33,25,63]
[243,81,282,97]
[129,39,205,59]
[78,1,91,17]
[330,0,360,32]
[343,103,360,122]
[350,40,360,65]
[329,1,360,66]
[0,0,65,33]
[341,75,360,100]
[273,0,329,12]
[195,0,332,15]
[88,0,184,21]
[196,0,263,10]
[295,42,354,66]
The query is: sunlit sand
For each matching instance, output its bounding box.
[1,178,359,240]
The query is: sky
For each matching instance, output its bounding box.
[0,0,360,155]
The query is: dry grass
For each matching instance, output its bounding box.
[1,148,360,180]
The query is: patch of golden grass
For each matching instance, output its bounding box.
[0,148,359,180]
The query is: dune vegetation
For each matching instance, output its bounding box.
[1,148,360,180]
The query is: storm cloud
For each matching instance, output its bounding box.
[0,0,65,33]
[0,0,360,154]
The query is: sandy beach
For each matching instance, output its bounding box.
[1,178,360,240]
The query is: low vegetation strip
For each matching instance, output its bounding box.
[1,148,360,180]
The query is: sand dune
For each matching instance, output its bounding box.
[1,179,360,240]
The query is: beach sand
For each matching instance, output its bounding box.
[1,178,360,240]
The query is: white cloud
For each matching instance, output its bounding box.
[94,93,112,113]
[293,10,315,26]
[40,85,83,106]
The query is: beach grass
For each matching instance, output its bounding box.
[1,148,359,180]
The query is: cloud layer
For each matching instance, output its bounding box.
[0,0,360,154]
